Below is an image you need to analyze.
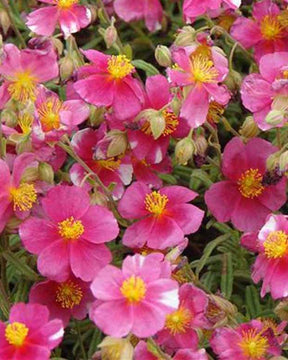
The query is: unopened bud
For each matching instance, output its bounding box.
[174,26,196,47]
[155,45,172,67]
[98,336,133,360]
[0,9,10,35]
[239,116,259,138]
[279,151,288,173]
[104,23,117,48]
[107,130,128,158]
[206,294,237,328]
[140,109,166,139]
[175,137,196,165]
[265,109,286,126]
[39,162,54,184]
[194,135,208,156]
[87,5,97,23]
[88,106,105,127]
[275,300,288,321]
[59,55,74,81]
[224,69,242,92]
[266,151,281,171]
[51,37,64,55]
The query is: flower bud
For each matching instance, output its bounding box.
[140,109,166,140]
[59,55,74,81]
[175,137,196,165]
[98,336,134,360]
[174,26,196,47]
[275,300,288,321]
[239,116,259,138]
[0,9,10,35]
[39,162,54,184]
[155,45,172,67]
[279,150,288,173]
[107,130,128,158]
[206,294,238,328]
[223,69,242,92]
[265,109,285,126]
[104,24,118,48]
[51,37,64,56]
[194,135,208,156]
[88,106,105,127]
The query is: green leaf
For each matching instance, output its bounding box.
[2,250,39,281]
[132,60,160,76]
[220,252,233,299]
[245,285,261,319]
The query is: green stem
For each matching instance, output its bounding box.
[75,320,88,360]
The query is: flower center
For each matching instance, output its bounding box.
[18,113,34,135]
[38,98,62,132]
[207,101,225,124]
[145,191,168,216]
[8,71,37,103]
[141,110,179,137]
[263,230,288,259]
[5,322,29,347]
[107,55,134,80]
[239,329,268,359]
[165,306,192,335]
[58,216,84,240]
[10,183,37,212]
[57,0,79,9]
[56,280,83,309]
[190,53,218,84]
[260,15,284,40]
[120,275,146,304]
[96,158,121,171]
[237,168,264,199]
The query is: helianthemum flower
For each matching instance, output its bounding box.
[90,253,179,337]
[118,182,204,250]
[0,303,63,360]
[26,0,92,38]
[19,185,119,281]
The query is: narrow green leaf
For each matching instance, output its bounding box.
[132,60,160,76]
[220,252,233,299]
[245,285,261,319]
[2,251,39,281]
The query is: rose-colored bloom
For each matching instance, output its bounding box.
[156,283,208,351]
[205,137,286,232]
[230,0,288,62]
[74,50,144,120]
[90,253,179,337]
[29,274,94,326]
[241,52,288,130]
[210,319,281,359]
[252,214,288,299]
[118,182,204,250]
[26,0,91,38]
[19,185,119,281]
[0,153,38,232]
[168,45,230,128]
[114,0,163,32]
[0,43,58,109]
[0,303,63,360]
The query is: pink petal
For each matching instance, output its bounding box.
[91,265,123,300]
[167,204,204,234]
[118,182,149,219]
[258,179,287,211]
[122,217,154,249]
[146,75,170,110]
[230,17,262,48]
[259,52,288,83]
[222,137,247,180]
[160,185,198,203]
[114,0,143,22]
[26,7,59,36]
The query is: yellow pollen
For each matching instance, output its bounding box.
[162,110,179,136]
[97,158,121,171]
[237,168,264,199]
[5,322,29,347]
[38,98,62,132]
[58,216,84,240]
[56,280,83,309]
[278,10,288,29]
[260,15,284,40]
[8,71,37,103]
[57,0,79,9]
[263,230,288,259]
[145,191,168,216]
[107,55,134,80]
[18,113,33,135]
[239,329,268,359]
[165,306,192,335]
[190,54,218,84]
[10,183,37,212]
[207,101,225,124]
[120,275,146,304]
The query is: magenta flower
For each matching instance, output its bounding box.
[241,52,288,130]
[0,303,63,360]
[168,45,230,128]
[0,43,58,108]
[205,137,286,232]
[90,253,179,337]
[252,214,288,299]
[118,182,204,250]
[19,185,119,281]
[210,319,281,359]
[26,0,91,38]
[29,274,94,326]
[114,0,163,32]
[230,0,288,63]
[74,50,144,120]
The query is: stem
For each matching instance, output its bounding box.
[75,320,88,360]
[228,42,238,70]
[204,122,222,165]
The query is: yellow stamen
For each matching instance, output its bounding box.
[190,51,218,84]
[97,158,121,171]
[263,230,288,259]
[165,306,192,335]
[278,10,288,29]
[38,98,62,132]
[18,113,34,135]
[5,322,29,347]
[10,183,37,212]
[8,71,37,103]
[120,275,146,304]
[237,168,264,199]
[107,55,134,80]
[58,216,84,240]
[207,101,225,124]
[57,0,79,9]
[145,191,168,216]
[260,15,284,40]
[56,280,83,309]
[141,110,179,137]
[239,329,268,359]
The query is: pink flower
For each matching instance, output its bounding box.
[156,283,208,351]
[230,0,288,63]
[0,303,63,360]
[118,182,204,250]
[168,45,230,128]
[26,0,91,38]
[210,319,281,359]
[0,43,58,108]
[29,274,94,326]
[74,50,144,120]
[114,0,163,32]
[252,214,288,299]
[205,137,286,232]
[90,253,179,337]
[241,52,288,130]
[19,185,119,281]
